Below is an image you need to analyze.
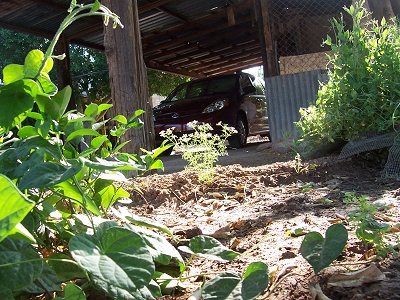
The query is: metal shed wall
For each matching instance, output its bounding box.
[266,69,328,142]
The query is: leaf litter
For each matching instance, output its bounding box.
[120,148,400,299]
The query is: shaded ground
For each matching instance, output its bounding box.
[122,143,400,299]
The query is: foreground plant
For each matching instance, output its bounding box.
[160,121,236,183]
[300,224,348,274]
[347,195,397,258]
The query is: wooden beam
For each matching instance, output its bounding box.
[166,40,260,68]
[227,5,236,25]
[143,14,254,54]
[141,0,253,44]
[143,25,257,61]
[65,23,104,40]
[191,51,262,73]
[138,0,175,13]
[0,20,53,39]
[208,59,262,76]
[146,61,205,78]
[140,0,189,23]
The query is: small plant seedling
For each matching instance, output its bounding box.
[160,121,236,184]
[300,223,348,274]
[348,195,395,257]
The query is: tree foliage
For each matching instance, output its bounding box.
[147,70,189,97]
[0,29,49,82]
[69,45,110,103]
[0,29,188,101]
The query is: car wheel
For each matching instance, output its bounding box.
[229,115,247,148]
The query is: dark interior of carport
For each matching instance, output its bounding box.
[0,0,352,80]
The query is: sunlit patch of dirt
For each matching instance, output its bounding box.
[122,153,400,299]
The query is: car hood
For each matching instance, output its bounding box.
[153,95,229,120]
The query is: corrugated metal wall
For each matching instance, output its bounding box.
[266,69,328,142]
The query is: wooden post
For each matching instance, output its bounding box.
[254,0,279,78]
[54,36,75,111]
[103,0,154,156]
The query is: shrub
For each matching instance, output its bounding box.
[296,1,400,147]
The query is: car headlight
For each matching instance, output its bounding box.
[202,99,228,113]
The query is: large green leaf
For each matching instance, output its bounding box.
[300,223,348,274]
[0,286,13,300]
[24,50,53,79]
[201,262,269,300]
[70,224,155,294]
[23,262,61,293]
[53,283,86,300]
[0,79,37,130]
[0,238,43,291]
[37,77,57,95]
[14,135,61,160]
[201,272,241,300]
[47,253,86,282]
[52,85,72,118]
[0,174,35,242]
[80,156,146,171]
[241,262,269,299]
[124,224,184,267]
[19,161,83,190]
[93,179,130,209]
[84,103,98,118]
[2,64,24,84]
[35,93,61,120]
[53,180,102,216]
[66,128,101,142]
[179,235,240,262]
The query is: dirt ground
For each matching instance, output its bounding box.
[123,142,400,300]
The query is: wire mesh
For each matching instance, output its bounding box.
[266,0,353,76]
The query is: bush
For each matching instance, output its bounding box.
[296,1,400,147]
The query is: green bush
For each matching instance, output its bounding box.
[296,1,400,147]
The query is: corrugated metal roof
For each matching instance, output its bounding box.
[0,0,353,77]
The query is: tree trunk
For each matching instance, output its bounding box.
[54,36,75,111]
[103,0,154,155]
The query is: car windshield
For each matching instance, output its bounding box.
[165,76,237,102]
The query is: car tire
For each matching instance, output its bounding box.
[229,115,247,148]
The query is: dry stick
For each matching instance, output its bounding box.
[171,189,186,204]
[241,234,268,257]
[262,271,302,299]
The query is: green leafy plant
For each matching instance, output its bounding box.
[296,1,400,148]
[347,195,396,257]
[160,121,236,184]
[300,223,348,274]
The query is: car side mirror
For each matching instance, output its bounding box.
[243,86,256,94]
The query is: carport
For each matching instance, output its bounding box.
[0,0,397,151]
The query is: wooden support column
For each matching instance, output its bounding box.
[54,36,75,110]
[103,0,154,155]
[254,0,278,78]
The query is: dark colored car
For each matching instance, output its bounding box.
[153,72,269,153]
